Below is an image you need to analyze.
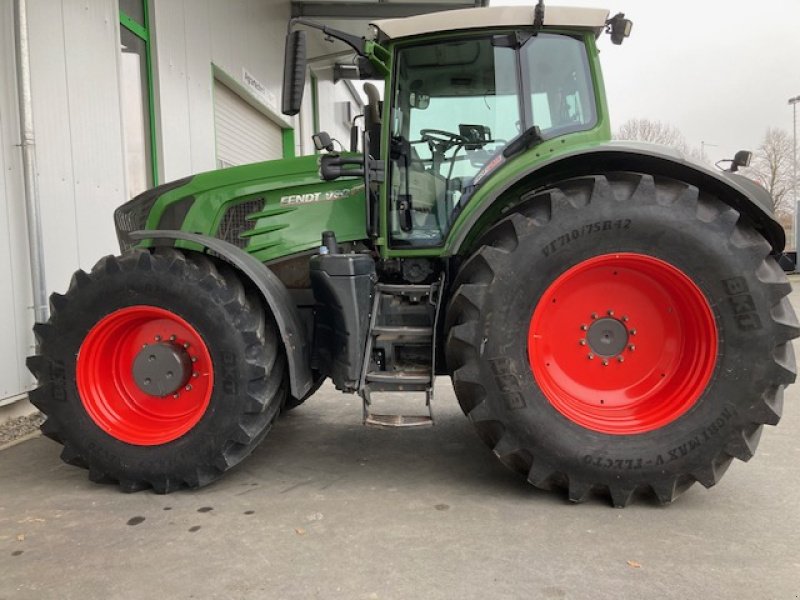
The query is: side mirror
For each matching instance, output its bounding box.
[733,150,752,170]
[282,30,307,116]
[720,150,753,173]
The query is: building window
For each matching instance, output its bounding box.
[119,1,157,196]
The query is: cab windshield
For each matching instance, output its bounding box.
[389,32,596,247]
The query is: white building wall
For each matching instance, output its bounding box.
[0,0,35,403]
[151,0,294,182]
[26,0,127,293]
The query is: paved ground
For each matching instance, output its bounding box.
[2,289,800,599]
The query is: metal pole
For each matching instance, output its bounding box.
[790,96,799,205]
[789,96,800,257]
[13,0,49,324]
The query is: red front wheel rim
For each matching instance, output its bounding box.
[76,306,214,445]
[528,253,717,435]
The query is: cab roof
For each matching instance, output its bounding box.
[372,5,610,41]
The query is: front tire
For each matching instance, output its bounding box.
[446,173,798,506]
[27,248,287,493]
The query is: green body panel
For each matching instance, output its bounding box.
[143,155,367,262]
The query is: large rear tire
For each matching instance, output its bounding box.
[446,173,798,506]
[27,248,287,493]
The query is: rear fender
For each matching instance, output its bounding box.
[448,143,785,255]
[130,230,313,398]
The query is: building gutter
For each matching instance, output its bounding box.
[13,0,48,325]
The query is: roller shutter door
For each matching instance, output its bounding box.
[214,80,282,167]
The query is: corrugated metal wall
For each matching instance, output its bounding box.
[152,0,293,182]
[0,0,34,403]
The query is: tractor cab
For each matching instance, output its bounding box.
[282,4,632,250]
[385,30,598,247]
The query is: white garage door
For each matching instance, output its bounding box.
[214,80,283,168]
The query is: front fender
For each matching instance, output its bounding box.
[130,230,313,399]
[447,141,784,255]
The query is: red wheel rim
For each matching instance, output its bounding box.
[528,253,717,435]
[76,306,214,445]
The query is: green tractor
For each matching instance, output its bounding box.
[28,3,798,506]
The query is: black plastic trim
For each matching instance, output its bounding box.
[114,176,193,252]
[129,230,313,398]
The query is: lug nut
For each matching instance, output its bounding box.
[622,316,629,322]
[617,356,625,363]
[607,310,614,316]
[191,357,197,363]
[591,313,598,320]
[172,393,180,399]
[183,342,190,349]
[629,329,637,336]
[185,384,192,392]
[587,353,595,360]
[155,335,162,341]
[580,324,588,331]
[579,339,587,346]
[601,359,608,366]
[193,372,199,378]
[169,335,176,341]
[628,344,636,351]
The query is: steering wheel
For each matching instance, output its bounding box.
[419,129,468,152]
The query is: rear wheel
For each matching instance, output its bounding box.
[28,248,287,493]
[446,173,798,506]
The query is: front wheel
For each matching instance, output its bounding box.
[446,173,798,506]
[28,249,287,493]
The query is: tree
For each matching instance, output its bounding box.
[614,118,703,161]
[616,118,686,147]
[741,128,796,215]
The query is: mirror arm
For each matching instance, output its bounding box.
[290,17,367,56]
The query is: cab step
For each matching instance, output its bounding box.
[364,413,434,429]
[371,325,432,338]
[359,274,445,429]
[365,370,431,385]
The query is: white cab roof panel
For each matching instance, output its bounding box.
[373,5,610,40]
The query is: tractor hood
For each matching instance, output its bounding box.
[117,155,367,262]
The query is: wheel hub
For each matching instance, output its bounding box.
[76,305,214,446]
[132,342,192,397]
[528,253,718,435]
[586,317,629,357]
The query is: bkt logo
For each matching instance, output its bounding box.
[280,187,356,205]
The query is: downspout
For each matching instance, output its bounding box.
[13,0,48,325]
